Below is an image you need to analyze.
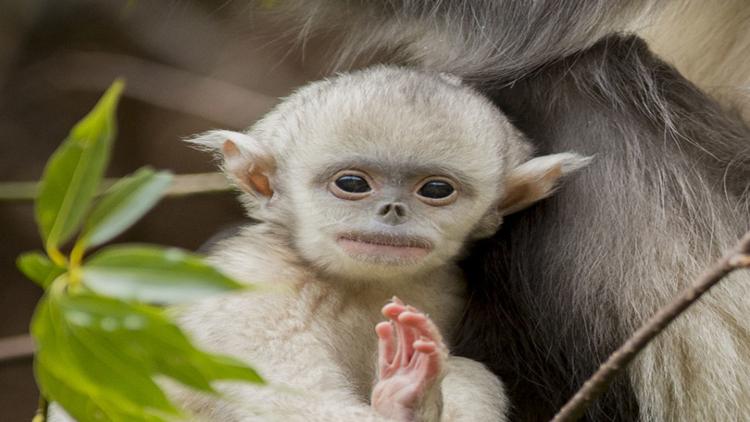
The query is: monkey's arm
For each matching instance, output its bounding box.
[170,293,508,422]
[167,356,506,422]
[441,357,509,422]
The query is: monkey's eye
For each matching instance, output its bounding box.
[416,178,457,205]
[329,171,373,200]
[418,181,454,198]
[335,175,371,193]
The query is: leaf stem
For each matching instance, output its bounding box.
[45,245,68,268]
[68,241,86,287]
[0,173,231,202]
[32,395,47,422]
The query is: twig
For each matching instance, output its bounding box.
[552,230,750,422]
[32,395,47,422]
[0,172,232,202]
[0,334,34,362]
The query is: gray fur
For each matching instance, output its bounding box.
[263,0,661,83]
[461,36,750,421]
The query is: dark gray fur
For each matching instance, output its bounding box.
[460,35,750,420]
[253,1,750,420]
[268,0,659,82]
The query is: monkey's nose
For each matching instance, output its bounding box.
[376,202,408,225]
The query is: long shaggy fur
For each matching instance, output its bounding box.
[257,1,750,421]
[263,0,660,82]
[466,36,750,421]
[265,1,750,114]
[634,0,750,120]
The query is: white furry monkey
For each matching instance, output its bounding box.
[47,66,588,422]
[159,66,587,421]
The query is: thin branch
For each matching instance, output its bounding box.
[0,334,34,362]
[32,395,47,422]
[161,172,234,197]
[0,173,233,202]
[552,230,750,422]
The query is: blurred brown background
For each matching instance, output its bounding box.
[0,1,327,419]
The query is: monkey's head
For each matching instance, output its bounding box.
[190,66,590,282]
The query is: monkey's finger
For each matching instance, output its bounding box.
[399,311,444,347]
[389,313,416,366]
[410,339,435,370]
[376,321,396,370]
[384,303,418,365]
[399,320,417,365]
[386,311,409,367]
[413,339,443,382]
[413,339,437,355]
[382,302,406,320]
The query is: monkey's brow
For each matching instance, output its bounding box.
[315,158,478,190]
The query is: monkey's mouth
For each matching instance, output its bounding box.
[336,233,433,263]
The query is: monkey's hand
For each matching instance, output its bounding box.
[371,299,447,422]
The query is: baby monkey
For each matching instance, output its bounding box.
[176,66,590,421]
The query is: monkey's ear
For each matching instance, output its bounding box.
[498,152,592,215]
[186,130,275,198]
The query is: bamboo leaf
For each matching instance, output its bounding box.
[82,245,245,304]
[80,167,172,249]
[16,251,65,289]
[35,80,124,249]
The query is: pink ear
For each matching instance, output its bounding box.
[499,153,591,215]
[186,130,276,198]
[221,139,274,197]
[221,139,242,158]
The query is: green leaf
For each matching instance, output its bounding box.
[80,167,173,249]
[32,293,175,422]
[191,353,264,384]
[36,360,168,422]
[81,245,246,304]
[35,79,125,249]
[16,251,65,289]
[57,294,264,391]
[32,291,263,421]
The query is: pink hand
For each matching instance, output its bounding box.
[371,298,446,422]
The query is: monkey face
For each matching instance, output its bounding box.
[284,146,505,281]
[322,166,468,267]
[231,67,523,281]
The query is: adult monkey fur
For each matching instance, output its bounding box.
[255,1,750,421]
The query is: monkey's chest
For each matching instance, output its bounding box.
[291,281,462,400]
[323,312,382,398]
[306,302,438,401]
